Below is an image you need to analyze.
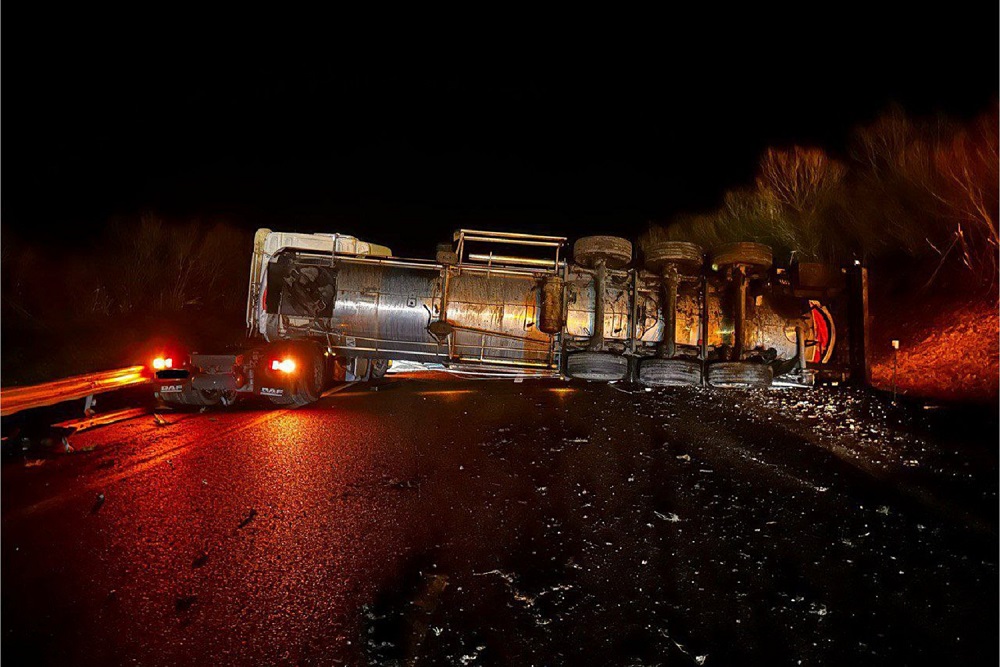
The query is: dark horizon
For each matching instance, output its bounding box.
[3,12,998,258]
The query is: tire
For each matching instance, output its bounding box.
[573,236,633,269]
[711,242,773,272]
[566,352,629,381]
[268,344,324,406]
[645,242,704,274]
[299,346,325,403]
[706,361,773,388]
[638,358,703,387]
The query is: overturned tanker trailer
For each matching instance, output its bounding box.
[152,228,868,407]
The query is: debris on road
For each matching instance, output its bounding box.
[153,413,168,427]
[4,380,995,665]
[91,493,105,514]
[237,509,257,529]
[385,477,422,490]
[406,574,449,658]
[175,595,198,613]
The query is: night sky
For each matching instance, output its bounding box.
[4,11,997,258]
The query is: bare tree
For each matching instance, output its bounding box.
[99,214,252,315]
[850,106,999,288]
[752,147,848,262]
[930,112,999,282]
[756,147,847,215]
[642,105,997,292]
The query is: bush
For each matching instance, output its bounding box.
[646,105,999,294]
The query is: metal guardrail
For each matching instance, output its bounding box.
[0,366,149,417]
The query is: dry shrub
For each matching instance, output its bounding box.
[649,105,999,292]
[99,214,251,315]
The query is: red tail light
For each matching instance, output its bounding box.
[271,358,296,373]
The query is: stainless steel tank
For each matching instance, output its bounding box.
[259,228,831,376]
[264,230,565,371]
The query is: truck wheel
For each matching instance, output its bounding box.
[268,345,324,406]
[711,242,773,272]
[706,361,773,388]
[638,358,703,387]
[573,236,633,269]
[645,242,704,274]
[369,358,389,380]
[298,346,325,403]
[566,352,628,381]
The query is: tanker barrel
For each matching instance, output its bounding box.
[539,275,565,334]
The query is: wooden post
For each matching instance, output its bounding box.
[847,265,871,386]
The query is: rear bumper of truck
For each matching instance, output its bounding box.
[154,353,246,406]
[153,348,322,407]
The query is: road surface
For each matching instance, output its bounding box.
[2,377,997,665]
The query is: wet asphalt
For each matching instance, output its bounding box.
[1,377,997,666]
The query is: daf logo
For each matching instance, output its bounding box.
[260,387,284,396]
[159,385,184,393]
